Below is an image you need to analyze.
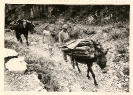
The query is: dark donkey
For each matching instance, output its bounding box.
[10,19,35,46]
[68,40,109,86]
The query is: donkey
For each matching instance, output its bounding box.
[68,41,109,86]
[10,19,35,46]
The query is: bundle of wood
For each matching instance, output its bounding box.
[67,47,95,59]
[61,39,96,59]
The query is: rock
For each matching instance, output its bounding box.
[31,42,37,45]
[5,57,27,74]
[35,87,47,92]
[41,88,47,92]
[4,48,18,58]
[5,29,11,32]
[117,54,121,57]
[117,83,122,88]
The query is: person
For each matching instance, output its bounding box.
[42,25,55,56]
[58,24,70,62]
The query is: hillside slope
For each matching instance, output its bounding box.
[4,22,129,92]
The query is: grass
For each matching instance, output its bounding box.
[108,27,129,41]
[114,39,129,63]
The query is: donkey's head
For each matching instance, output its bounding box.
[10,20,20,30]
[96,49,109,73]
[91,40,109,73]
[26,21,35,34]
[16,19,24,29]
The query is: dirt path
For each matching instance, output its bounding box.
[29,43,121,92]
[4,31,127,92]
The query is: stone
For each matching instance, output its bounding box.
[35,87,47,92]
[5,57,27,74]
[4,48,18,58]
[31,42,37,45]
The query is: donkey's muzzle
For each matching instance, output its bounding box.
[101,68,108,73]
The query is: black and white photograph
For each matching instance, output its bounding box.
[3,1,130,92]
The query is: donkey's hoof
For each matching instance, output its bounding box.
[87,75,91,79]
[94,83,98,86]
[72,66,75,69]
[78,70,81,73]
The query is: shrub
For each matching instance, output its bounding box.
[116,40,128,54]
[83,30,96,35]
[123,66,129,76]
[122,83,129,92]
[114,39,129,62]
[117,22,125,28]
[109,27,129,40]
[109,29,121,40]
[117,45,127,54]
[42,74,60,91]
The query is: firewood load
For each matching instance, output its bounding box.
[59,39,99,59]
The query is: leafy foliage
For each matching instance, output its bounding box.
[109,27,129,40]
[5,4,129,25]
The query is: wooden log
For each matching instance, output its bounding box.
[58,45,67,48]
[62,46,95,55]
[72,50,89,55]
[77,41,92,47]
[74,46,90,51]
[67,39,85,49]
[61,48,71,54]
[61,47,70,51]
[67,53,95,59]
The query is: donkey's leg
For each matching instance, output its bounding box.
[15,32,20,41]
[88,65,98,86]
[87,67,90,79]
[75,61,81,73]
[70,56,75,69]
[19,36,23,44]
[24,32,29,46]
[16,33,22,44]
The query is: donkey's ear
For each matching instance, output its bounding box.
[91,40,95,43]
[91,40,97,45]
[104,49,109,55]
[104,51,108,55]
